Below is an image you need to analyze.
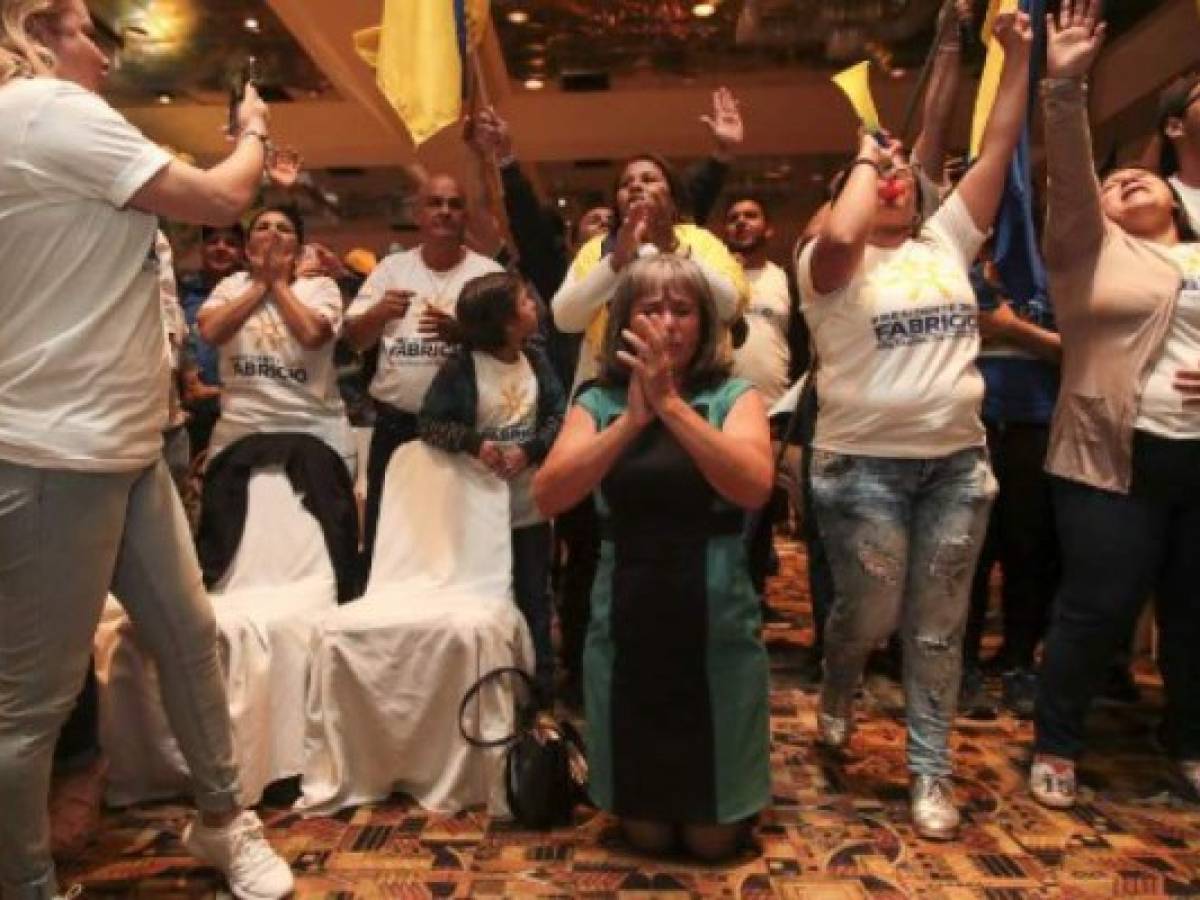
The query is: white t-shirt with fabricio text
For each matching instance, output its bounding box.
[203,272,353,465]
[0,78,171,471]
[797,192,987,458]
[348,246,503,413]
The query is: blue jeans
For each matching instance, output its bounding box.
[1036,432,1200,761]
[0,459,240,898]
[811,447,995,776]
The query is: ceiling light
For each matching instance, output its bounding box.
[157,92,173,104]
[243,16,259,32]
[507,9,529,24]
[692,3,716,18]
[523,77,545,90]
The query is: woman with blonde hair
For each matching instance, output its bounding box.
[0,1,291,896]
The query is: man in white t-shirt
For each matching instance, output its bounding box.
[344,173,503,565]
[1158,72,1200,229]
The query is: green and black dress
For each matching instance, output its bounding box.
[577,377,770,824]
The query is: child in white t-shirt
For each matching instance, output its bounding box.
[419,273,566,703]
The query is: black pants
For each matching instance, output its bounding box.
[1035,432,1200,760]
[965,421,1058,669]
[513,523,554,702]
[554,496,598,688]
[362,403,419,575]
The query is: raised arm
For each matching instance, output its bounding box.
[551,237,620,333]
[808,134,891,295]
[912,0,971,183]
[1041,0,1108,268]
[130,85,269,227]
[954,11,1033,233]
[688,87,743,223]
[197,278,266,347]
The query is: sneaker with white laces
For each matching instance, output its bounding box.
[1177,759,1200,802]
[910,774,960,840]
[1029,757,1077,809]
[182,810,293,900]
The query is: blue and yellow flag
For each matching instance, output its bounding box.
[354,0,490,146]
[972,0,1048,311]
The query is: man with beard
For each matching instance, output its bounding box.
[723,195,809,618]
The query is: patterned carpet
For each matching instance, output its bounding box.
[63,538,1200,898]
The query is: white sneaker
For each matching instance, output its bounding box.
[182,811,293,900]
[910,774,960,840]
[1029,757,1077,809]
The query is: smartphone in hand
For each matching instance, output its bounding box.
[227,56,259,137]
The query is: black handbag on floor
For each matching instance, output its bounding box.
[458,667,588,829]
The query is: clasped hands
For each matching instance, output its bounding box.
[478,441,529,481]
[610,197,678,272]
[616,313,681,428]
[247,233,295,291]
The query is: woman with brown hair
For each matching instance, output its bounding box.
[0,1,291,896]
[535,255,772,861]
[796,9,1032,840]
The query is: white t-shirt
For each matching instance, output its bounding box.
[797,192,987,458]
[732,261,792,406]
[347,246,503,412]
[1170,175,1200,233]
[473,351,542,527]
[0,78,171,471]
[1135,242,1200,440]
[203,272,353,465]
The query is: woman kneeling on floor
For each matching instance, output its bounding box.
[535,255,773,860]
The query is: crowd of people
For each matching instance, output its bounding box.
[2,0,1199,896]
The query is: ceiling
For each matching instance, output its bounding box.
[99,0,1197,256]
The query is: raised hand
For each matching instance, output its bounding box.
[700,87,743,157]
[610,202,651,271]
[266,146,303,189]
[468,106,514,162]
[263,234,295,287]
[992,10,1033,57]
[1046,0,1106,79]
[296,243,344,279]
[643,193,678,255]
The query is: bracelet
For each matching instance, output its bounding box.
[849,158,881,176]
[239,128,271,150]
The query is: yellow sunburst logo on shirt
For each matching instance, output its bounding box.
[1172,244,1200,276]
[872,248,961,304]
[498,381,531,420]
[246,317,288,353]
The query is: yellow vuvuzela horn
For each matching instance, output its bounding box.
[831,60,882,134]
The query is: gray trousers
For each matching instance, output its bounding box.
[0,458,240,899]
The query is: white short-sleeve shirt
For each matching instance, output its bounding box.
[0,78,172,471]
[797,192,987,458]
[347,246,503,413]
[732,261,792,407]
[473,351,542,527]
[203,272,353,463]
[1136,242,1200,440]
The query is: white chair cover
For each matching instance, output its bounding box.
[297,442,532,816]
[95,467,338,806]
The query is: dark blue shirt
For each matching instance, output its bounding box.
[177,270,223,386]
[973,267,1059,425]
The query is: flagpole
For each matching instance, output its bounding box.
[900,0,958,143]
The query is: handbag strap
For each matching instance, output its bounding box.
[458,666,535,749]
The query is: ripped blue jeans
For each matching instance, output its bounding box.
[811,447,996,776]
